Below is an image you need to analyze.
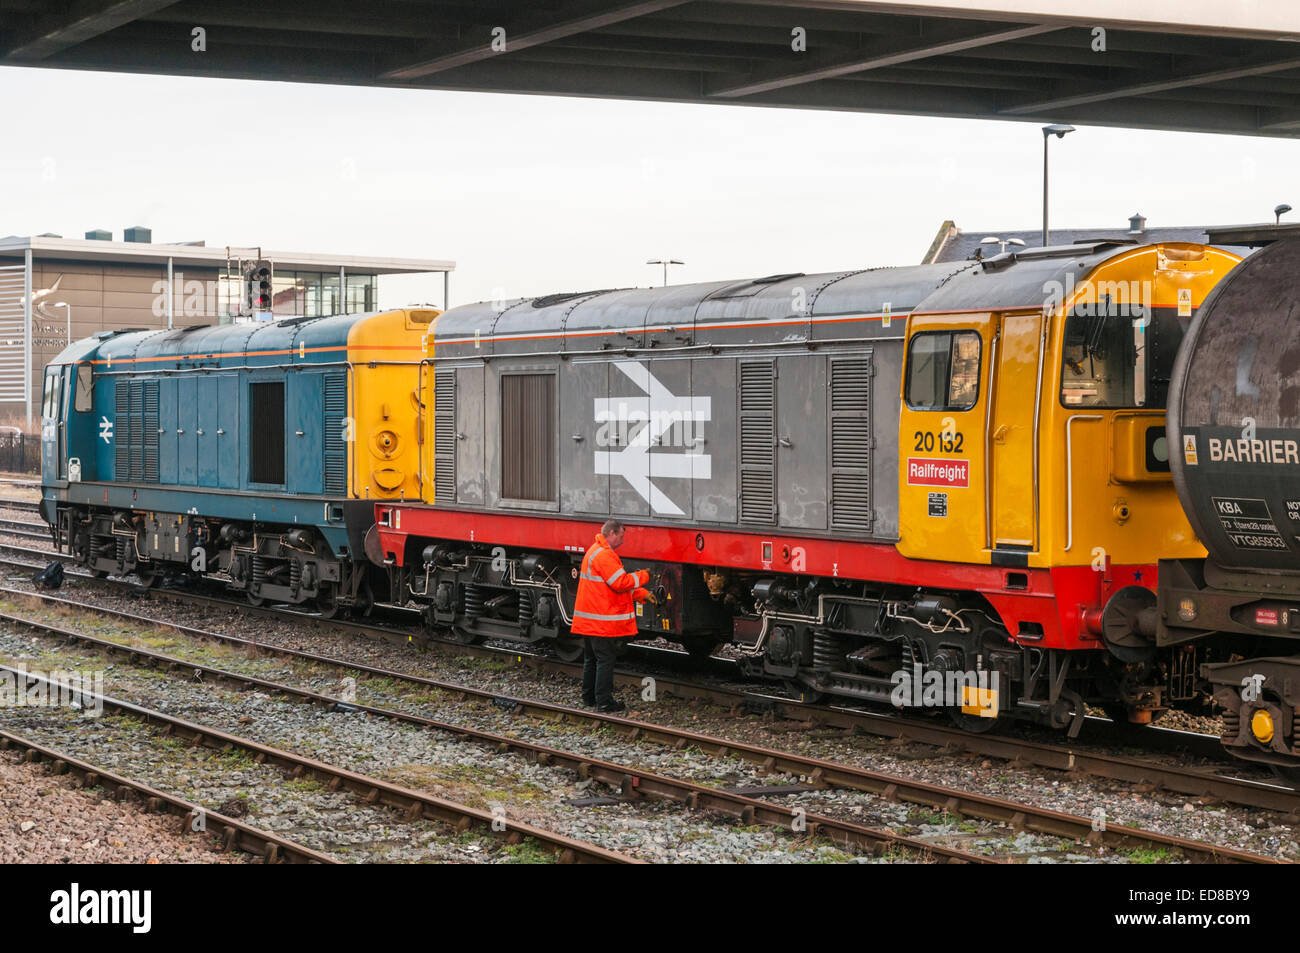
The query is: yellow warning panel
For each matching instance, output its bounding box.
[961,685,999,718]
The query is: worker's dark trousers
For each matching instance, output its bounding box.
[582,636,630,706]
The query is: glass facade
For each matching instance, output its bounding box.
[218,270,377,322]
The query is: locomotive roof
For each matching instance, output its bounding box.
[430,241,1158,356]
[50,311,380,368]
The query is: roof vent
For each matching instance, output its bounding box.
[85,228,111,241]
[1128,213,1147,234]
[123,225,152,243]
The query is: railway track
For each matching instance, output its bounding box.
[0,498,41,514]
[0,536,1295,821]
[0,664,635,865]
[0,728,335,863]
[0,590,1280,863]
[0,605,1000,863]
[0,517,51,541]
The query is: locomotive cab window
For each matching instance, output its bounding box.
[905,331,981,411]
[1060,305,1183,408]
[41,369,60,420]
[248,381,286,484]
[74,363,93,412]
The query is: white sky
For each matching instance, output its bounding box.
[2,64,1298,308]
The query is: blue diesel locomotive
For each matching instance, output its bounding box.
[39,309,431,613]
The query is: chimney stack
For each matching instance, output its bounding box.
[1128,213,1147,235]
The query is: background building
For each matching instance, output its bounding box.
[922,214,1254,263]
[0,228,453,429]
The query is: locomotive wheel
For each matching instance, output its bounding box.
[552,637,584,662]
[247,591,265,607]
[351,578,375,619]
[678,636,719,662]
[134,567,160,589]
[446,626,479,645]
[783,680,825,704]
[316,583,340,620]
[947,708,1001,734]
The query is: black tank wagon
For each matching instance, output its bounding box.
[1162,236,1300,770]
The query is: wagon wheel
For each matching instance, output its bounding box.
[1271,764,1300,787]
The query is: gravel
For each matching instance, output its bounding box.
[0,747,244,864]
[0,538,1291,863]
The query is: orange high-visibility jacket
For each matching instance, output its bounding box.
[571,533,650,637]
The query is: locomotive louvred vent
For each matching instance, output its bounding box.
[142,381,159,483]
[433,371,456,503]
[114,381,129,479]
[830,357,873,531]
[322,373,347,495]
[738,360,775,522]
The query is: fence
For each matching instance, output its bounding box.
[0,431,39,474]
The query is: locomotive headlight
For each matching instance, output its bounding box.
[1177,598,1198,622]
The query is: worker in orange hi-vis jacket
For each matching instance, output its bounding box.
[573,519,654,712]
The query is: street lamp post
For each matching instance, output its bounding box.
[1042,124,1075,247]
[53,301,70,346]
[647,259,684,287]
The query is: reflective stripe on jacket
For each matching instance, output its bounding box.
[571,533,650,637]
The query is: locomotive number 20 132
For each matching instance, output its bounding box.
[914,431,964,453]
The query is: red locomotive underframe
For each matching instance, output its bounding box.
[375,504,1152,652]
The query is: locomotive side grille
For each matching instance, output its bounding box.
[127,381,144,480]
[322,372,347,496]
[114,381,129,479]
[829,357,873,531]
[433,371,456,503]
[501,373,556,502]
[738,360,775,522]
[142,380,159,483]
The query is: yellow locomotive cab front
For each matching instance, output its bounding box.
[898,243,1242,569]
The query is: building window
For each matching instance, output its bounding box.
[501,373,556,502]
[249,381,285,484]
[905,331,981,411]
[346,275,376,313]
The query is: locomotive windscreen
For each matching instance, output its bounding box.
[1167,239,1300,573]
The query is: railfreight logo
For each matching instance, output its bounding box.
[594,361,711,516]
[906,457,969,488]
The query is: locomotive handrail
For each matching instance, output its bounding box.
[1064,414,1104,552]
[983,330,999,551]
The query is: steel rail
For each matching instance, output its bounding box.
[0,728,336,864]
[0,664,637,865]
[3,594,1280,863]
[0,610,994,864]
[0,542,1292,820]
